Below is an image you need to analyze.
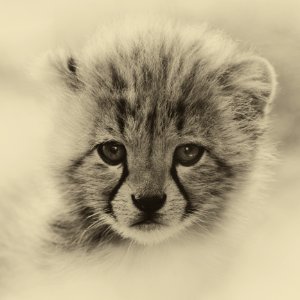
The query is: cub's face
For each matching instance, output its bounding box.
[47,27,275,249]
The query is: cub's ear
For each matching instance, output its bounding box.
[32,50,83,92]
[220,56,277,118]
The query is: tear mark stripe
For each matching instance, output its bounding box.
[104,161,129,218]
[170,164,194,216]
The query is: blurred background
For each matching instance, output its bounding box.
[0,0,299,299]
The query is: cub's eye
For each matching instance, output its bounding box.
[97,141,126,165]
[174,144,205,166]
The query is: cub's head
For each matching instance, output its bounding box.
[42,23,276,249]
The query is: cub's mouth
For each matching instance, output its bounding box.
[131,222,162,232]
[130,213,163,229]
[107,197,192,245]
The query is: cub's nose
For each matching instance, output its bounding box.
[131,194,166,214]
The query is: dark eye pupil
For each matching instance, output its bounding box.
[109,145,119,154]
[184,146,194,156]
[174,144,204,166]
[97,141,126,165]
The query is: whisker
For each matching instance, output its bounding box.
[86,212,101,220]
[77,217,106,245]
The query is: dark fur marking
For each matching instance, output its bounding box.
[78,205,97,223]
[177,56,185,75]
[103,161,129,217]
[110,63,128,91]
[67,57,77,74]
[261,90,271,99]
[142,64,153,89]
[170,164,194,216]
[52,219,70,234]
[95,163,108,168]
[217,65,243,94]
[63,57,83,90]
[132,69,138,91]
[131,44,141,61]
[146,104,157,136]
[174,62,200,130]
[209,189,223,197]
[67,148,95,174]
[214,157,234,178]
[51,216,119,250]
[189,96,212,119]
[116,98,127,134]
[218,70,232,89]
[180,61,199,100]
[105,126,115,133]
[166,102,176,119]
[87,224,119,247]
[161,54,169,82]
[50,221,79,251]
[176,101,186,131]
[128,103,137,119]
[78,206,119,247]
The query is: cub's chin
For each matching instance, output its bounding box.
[109,216,194,246]
[115,225,182,245]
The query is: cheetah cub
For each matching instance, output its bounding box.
[0,20,276,299]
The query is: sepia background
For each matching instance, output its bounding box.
[0,0,299,299]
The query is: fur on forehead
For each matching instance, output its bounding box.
[38,19,276,122]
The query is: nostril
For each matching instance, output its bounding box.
[131,194,166,213]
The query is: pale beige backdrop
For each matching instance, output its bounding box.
[0,0,300,299]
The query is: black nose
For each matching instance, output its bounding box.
[132,194,166,214]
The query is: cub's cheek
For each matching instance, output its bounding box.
[109,184,136,222]
[162,183,188,219]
